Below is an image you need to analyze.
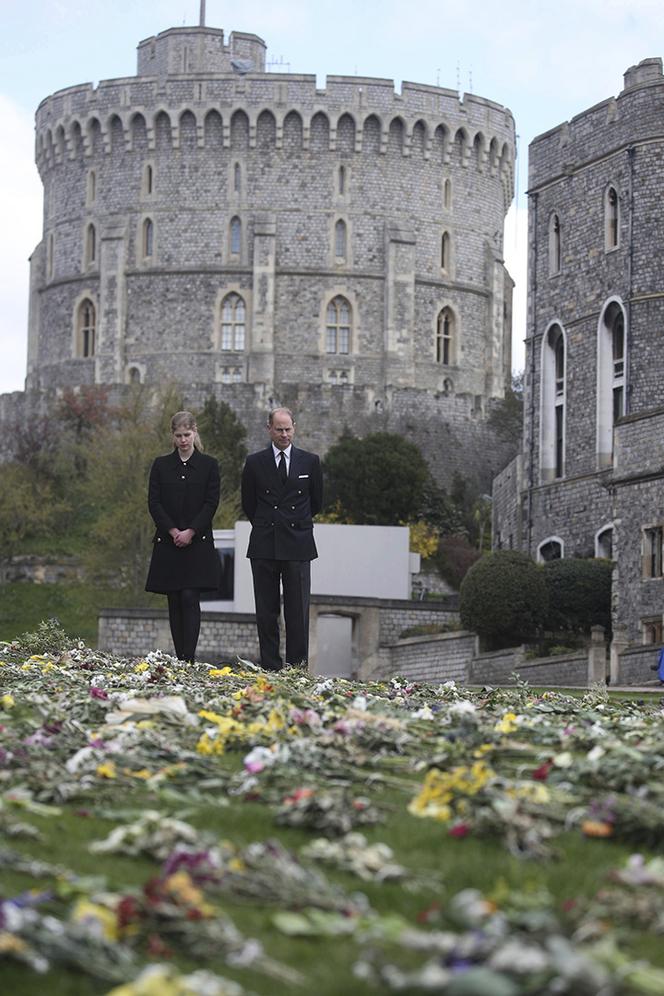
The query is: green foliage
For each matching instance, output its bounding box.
[8,618,79,654]
[460,550,549,649]
[488,371,524,446]
[542,557,612,635]
[0,462,70,558]
[323,432,430,525]
[197,395,248,501]
[434,534,482,591]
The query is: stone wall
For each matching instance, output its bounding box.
[98,607,259,663]
[384,630,475,682]
[469,648,589,686]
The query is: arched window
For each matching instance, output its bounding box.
[537,538,563,562]
[548,213,561,276]
[440,231,450,271]
[443,178,452,208]
[220,293,246,350]
[595,525,614,559]
[233,162,241,194]
[435,308,454,365]
[230,216,241,256]
[338,165,346,195]
[143,163,154,196]
[334,219,347,260]
[86,169,96,206]
[142,218,154,259]
[76,298,96,358]
[541,323,565,480]
[326,296,352,354]
[85,223,96,267]
[597,300,626,467]
[127,366,142,384]
[605,185,619,250]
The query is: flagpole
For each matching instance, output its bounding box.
[199,1,206,27]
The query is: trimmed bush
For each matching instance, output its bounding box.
[542,557,612,635]
[434,534,481,590]
[460,550,549,649]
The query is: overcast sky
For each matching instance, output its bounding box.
[1,0,662,393]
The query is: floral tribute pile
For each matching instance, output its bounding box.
[2,622,664,994]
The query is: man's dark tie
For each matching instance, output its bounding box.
[278,451,287,484]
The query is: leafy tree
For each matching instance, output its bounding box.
[542,558,612,635]
[0,463,69,558]
[196,396,248,501]
[460,550,549,649]
[434,535,481,591]
[488,370,524,446]
[323,432,430,525]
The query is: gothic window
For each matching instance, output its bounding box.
[85,223,96,267]
[435,308,454,365]
[643,526,664,579]
[142,217,154,259]
[596,300,626,467]
[440,231,450,271]
[605,185,619,250]
[540,323,565,480]
[230,216,241,256]
[338,165,346,195]
[233,162,241,194]
[326,296,352,354]
[75,298,96,358]
[548,213,561,276]
[443,178,452,208]
[537,538,563,562]
[334,219,347,261]
[220,293,246,351]
[127,366,142,384]
[595,525,614,559]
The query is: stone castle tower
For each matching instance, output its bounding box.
[493,58,664,644]
[23,22,516,486]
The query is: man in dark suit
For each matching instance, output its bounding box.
[241,407,323,671]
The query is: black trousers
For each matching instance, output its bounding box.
[166,588,201,662]
[250,559,311,670]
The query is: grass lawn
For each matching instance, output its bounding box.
[0,583,161,646]
[2,626,664,994]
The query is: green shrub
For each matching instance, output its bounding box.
[542,557,612,635]
[459,550,548,649]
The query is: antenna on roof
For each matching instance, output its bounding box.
[199,0,206,26]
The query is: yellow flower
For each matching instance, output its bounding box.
[1,693,15,710]
[136,720,156,730]
[96,760,117,779]
[134,661,149,673]
[71,898,118,941]
[507,783,551,804]
[495,712,519,734]
[41,662,56,675]
[124,768,152,780]
[0,932,29,954]
[408,761,495,822]
[208,666,233,677]
[228,857,246,872]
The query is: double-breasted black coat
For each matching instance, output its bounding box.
[145,449,221,593]
[241,445,323,561]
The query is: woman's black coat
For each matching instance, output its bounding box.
[145,449,221,593]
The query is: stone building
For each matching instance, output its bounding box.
[14,20,517,489]
[493,58,664,644]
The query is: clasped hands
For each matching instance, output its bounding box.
[169,527,195,548]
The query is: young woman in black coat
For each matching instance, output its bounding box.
[145,411,221,662]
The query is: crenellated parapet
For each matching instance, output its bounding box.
[529,57,664,190]
[35,70,515,206]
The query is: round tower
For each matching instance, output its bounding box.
[27,23,516,485]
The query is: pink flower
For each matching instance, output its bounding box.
[90,687,108,700]
[449,823,471,838]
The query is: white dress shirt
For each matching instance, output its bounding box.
[272,443,292,474]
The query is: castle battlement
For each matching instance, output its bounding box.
[529,57,664,190]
